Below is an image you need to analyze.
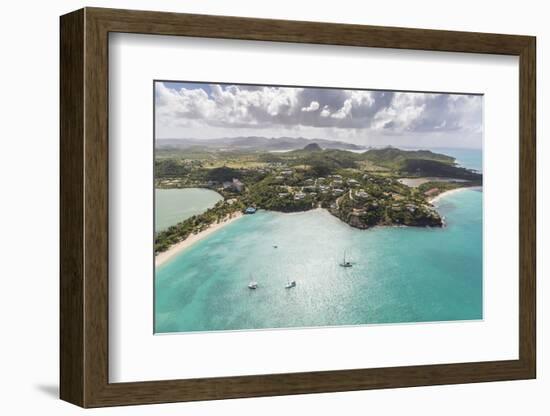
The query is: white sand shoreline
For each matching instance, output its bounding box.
[155,212,244,267]
[428,186,482,205]
[156,187,480,267]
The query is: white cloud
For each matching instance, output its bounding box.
[331,98,353,119]
[301,101,320,112]
[320,105,331,118]
[156,82,216,120]
[371,93,429,131]
[155,82,483,148]
[156,83,304,127]
[350,91,375,107]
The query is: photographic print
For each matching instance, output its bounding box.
[154,81,483,334]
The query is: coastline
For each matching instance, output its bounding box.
[428,186,482,205]
[155,212,244,267]
[156,186,479,268]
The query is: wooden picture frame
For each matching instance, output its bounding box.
[60,7,536,408]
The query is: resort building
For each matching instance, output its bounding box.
[391,193,405,201]
[223,178,244,192]
[232,178,244,192]
[244,207,257,214]
[333,189,345,196]
[405,203,417,213]
[294,192,306,200]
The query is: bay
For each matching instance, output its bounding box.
[155,187,483,333]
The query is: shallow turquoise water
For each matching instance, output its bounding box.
[155,188,223,231]
[155,188,483,333]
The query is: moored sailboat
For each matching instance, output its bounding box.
[285,280,296,289]
[248,273,258,289]
[339,251,353,268]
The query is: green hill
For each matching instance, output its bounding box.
[302,142,323,152]
[361,147,455,168]
[399,159,481,180]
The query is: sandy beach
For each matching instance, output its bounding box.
[398,177,468,188]
[156,212,244,267]
[429,186,482,205]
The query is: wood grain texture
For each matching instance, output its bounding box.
[518,38,537,376]
[59,7,537,408]
[83,10,110,406]
[88,7,532,55]
[59,8,85,407]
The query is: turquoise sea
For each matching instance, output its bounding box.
[400,147,482,172]
[433,147,482,172]
[155,188,223,231]
[155,187,483,333]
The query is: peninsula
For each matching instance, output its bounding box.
[154,139,482,255]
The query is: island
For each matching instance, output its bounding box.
[154,139,482,256]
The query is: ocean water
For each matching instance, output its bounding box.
[155,188,223,231]
[155,187,483,333]
[433,147,483,172]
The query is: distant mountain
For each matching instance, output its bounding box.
[156,137,367,152]
[302,143,322,152]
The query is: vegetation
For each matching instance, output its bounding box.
[361,147,455,168]
[399,159,481,180]
[155,199,245,254]
[155,143,483,253]
[416,180,479,199]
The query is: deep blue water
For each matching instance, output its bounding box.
[155,188,483,333]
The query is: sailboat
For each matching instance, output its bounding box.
[339,251,353,268]
[248,273,258,289]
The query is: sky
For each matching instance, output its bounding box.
[155,81,483,149]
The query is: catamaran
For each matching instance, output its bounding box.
[339,251,353,268]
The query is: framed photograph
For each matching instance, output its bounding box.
[60,7,536,408]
